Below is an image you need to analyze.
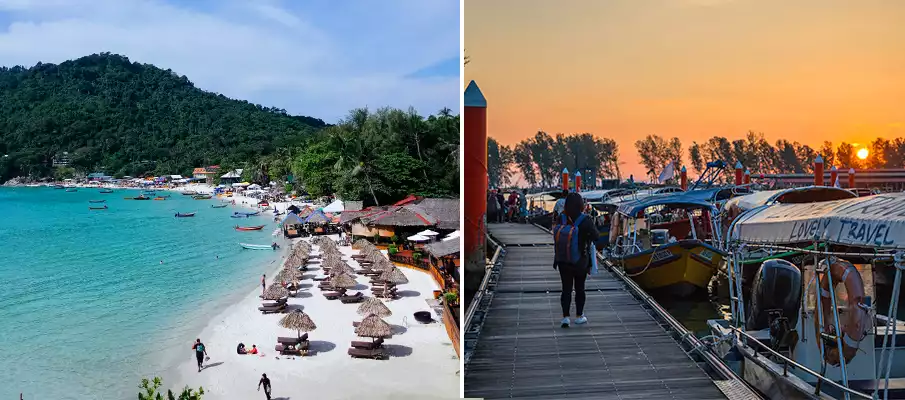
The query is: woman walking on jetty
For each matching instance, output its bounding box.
[552,193,598,328]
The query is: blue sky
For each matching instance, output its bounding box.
[0,0,460,122]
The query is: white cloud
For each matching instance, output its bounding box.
[0,0,460,122]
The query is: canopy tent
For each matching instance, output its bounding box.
[232,182,250,187]
[415,229,439,237]
[407,234,431,242]
[442,231,460,241]
[723,186,856,214]
[248,183,262,190]
[730,192,905,248]
[616,192,719,217]
[322,199,344,213]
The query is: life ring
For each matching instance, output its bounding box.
[812,257,870,366]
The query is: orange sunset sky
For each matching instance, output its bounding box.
[464,0,905,179]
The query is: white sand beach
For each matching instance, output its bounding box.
[169,235,460,400]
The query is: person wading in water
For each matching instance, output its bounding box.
[552,193,598,328]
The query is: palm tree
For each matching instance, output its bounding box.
[330,109,380,206]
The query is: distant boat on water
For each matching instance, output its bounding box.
[230,214,249,218]
[89,205,108,210]
[133,195,151,200]
[99,189,114,194]
[88,200,106,203]
[193,195,212,200]
[175,212,196,218]
[235,211,260,216]
[235,225,265,231]
[65,188,78,192]
[53,185,65,189]
[239,242,278,250]
[182,191,198,196]
[211,204,228,208]
[153,197,167,201]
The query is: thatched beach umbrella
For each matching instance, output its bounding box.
[357,296,392,318]
[321,257,346,271]
[371,258,395,272]
[278,268,302,282]
[352,239,372,250]
[355,314,392,341]
[263,284,289,300]
[330,272,357,289]
[279,310,317,339]
[329,263,355,277]
[380,267,409,285]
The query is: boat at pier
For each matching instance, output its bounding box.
[708,192,905,399]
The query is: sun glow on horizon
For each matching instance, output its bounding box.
[857,148,869,160]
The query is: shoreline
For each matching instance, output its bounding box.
[169,234,459,399]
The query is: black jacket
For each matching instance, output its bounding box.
[553,215,599,272]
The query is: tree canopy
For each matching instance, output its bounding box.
[0,52,325,181]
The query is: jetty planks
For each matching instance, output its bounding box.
[465,223,729,400]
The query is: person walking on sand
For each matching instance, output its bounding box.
[552,193,598,328]
[192,338,208,372]
[258,373,272,400]
[261,274,266,295]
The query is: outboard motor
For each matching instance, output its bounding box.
[746,259,802,331]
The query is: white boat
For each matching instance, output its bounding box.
[239,243,277,250]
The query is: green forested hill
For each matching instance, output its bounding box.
[0,52,326,180]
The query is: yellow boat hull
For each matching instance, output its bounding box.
[616,240,723,296]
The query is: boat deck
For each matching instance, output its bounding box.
[465,223,741,400]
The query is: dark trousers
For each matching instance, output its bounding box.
[263,385,271,400]
[558,265,588,317]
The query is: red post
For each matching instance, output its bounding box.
[849,168,856,188]
[814,155,824,186]
[463,80,487,267]
[734,161,743,186]
[562,168,569,191]
[574,171,582,192]
[744,168,751,185]
[830,165,838,187]
[680,166,688,191]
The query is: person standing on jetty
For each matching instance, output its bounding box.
[257,373,272,400]
[552,193,598,328]
[191,338,208,372]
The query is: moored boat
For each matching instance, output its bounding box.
[153,197,166,200]
[235,225,265,231]
[65,188,78,192]
[182,191,198,196]
[99,189,113,194]
[89,205,108,210]
[193,195,212,200]
[239,242,279,250]
[175,212,196,218]
[88,200,106,203]
[133,195,151,200]
[211,204,228,208]
[234,211,260,216]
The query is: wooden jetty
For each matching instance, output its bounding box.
[464,223,760,400]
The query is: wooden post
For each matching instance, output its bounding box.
[734,161,743,186]
[814,155,824,186]
[575,171,582,192]
[849,168,856,188]
[680,166,688,191]
[463,80,487,308]
[562,168,569,191]
[830,166,838,187]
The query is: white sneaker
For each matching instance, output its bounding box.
[575,316,588,325]
[560,317,570,328]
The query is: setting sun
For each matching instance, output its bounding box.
[857,148,869,160]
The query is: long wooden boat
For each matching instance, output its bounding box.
[65,188,78,192]
[99,189,113,194]
[89,205,108,210]
[211,204,228,208]
[153,197,167,200]
[193,195,212,200]
[230,214,249,218]
[235,211,260,216]
[175,212,196,218]
[53,185,65,189]
[235,225,265,231]
[608,192,726,297]
[133,195,151,200]
[182,191,198,196]
[239,243,277,250]
[88,200,106,203]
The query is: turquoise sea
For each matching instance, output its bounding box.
[0,187,284,399]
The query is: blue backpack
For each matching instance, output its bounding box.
[553,213,586,264]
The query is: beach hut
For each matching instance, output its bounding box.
[304,210,333,235]
[281,212,306,238]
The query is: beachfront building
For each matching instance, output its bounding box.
[219,169,243,185]
[52,152,71,167]
[341,197,459,246]
[424,234,461,357]
[86,172,113,182]
[281,212,305,238]
[191,166,219,184]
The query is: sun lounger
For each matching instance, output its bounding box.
[323,292,343,300]
[347,347,387,360]
[351,338,384,350]
[313,276,329,281]
[277,333,309,344]
[275,343,309,356]
[372,287,398,294]
[261,301,287,307]
[340,292,364,303]
[259,305,287,314]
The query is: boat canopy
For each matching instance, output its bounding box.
[723,186,855,213]
[730,192,905,248]
[580,188,634,202]
[616,192,719,216]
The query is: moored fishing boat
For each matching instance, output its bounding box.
[182,191,198,196]
[193,195,212,200]
[211,204,228,208]
[708,191,905,399]
[88,205,108,210]
[235,225,265,231]
[88,199,106,203]
[239,242,279,250]
[175,212,196,218]
[230,214,249,218]
[234,211,260,216]
[133,195,151,200]
[99,189,113,194]
[153,197,166,200]
[606,192,726,297]
[65,188,78,192]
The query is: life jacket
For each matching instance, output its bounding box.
[553,213,587,264]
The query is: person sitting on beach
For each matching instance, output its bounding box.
[237,343,247,354]
[249,344,259,354]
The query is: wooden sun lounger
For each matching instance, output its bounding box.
[313,276,329,281]
[372,287,398,294]
[259,305,287,314]
[262,301,287,307]
[340,292,364,303]
[347,347,387,360]
[277,333,309,344]
[275,342,309,355]
[323,292,343,300]
[351,338,384,349]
